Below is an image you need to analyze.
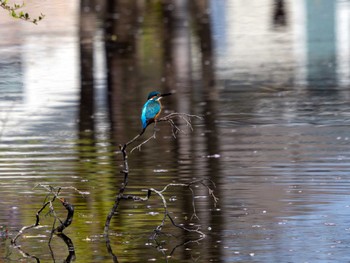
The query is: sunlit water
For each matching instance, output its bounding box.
[1,0,350,262]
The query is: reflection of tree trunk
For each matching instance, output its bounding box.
[105,0,139,144]
[191,0,216,97]
[78,0,97,184]
[162,1,193,261]
[171,0,192,94]
[105,0,137,54]
[79,0,95,137]
[273,0,287,27]
[191,1,222,261]
[161,0,175,91]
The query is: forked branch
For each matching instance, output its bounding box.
[11,185,84,245]
[129,113,203,153]
[148,179,218,240]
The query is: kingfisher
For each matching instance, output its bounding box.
[141,91,172,131]
[122,91,172,150]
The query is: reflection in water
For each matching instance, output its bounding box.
[306,0,336,87]
[273,0,287,27]
[11,233,76,263]
[105,0,140,144]
[79,0,96,136]
[53,233,76,262]
[1,0,350,262]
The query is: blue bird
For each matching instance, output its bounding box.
[122,91,172,150]
[141,91,171,130]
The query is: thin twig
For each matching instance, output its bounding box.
[189,187,199,221]
[146,180,216,240]
[167,213,205,237]
[126,112,203,152]
[34,184,89,197]
[11,199,52,244]
[130,128,156,153]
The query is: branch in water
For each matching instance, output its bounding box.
[148,179,218,240]
[104,144,129,236]
[104,111,214,262]
[11,185,81,245]
[53,198,74,234]
[105,113,209,237]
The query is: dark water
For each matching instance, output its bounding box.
[1,0,350,262]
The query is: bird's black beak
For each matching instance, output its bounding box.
[160,92,172,97]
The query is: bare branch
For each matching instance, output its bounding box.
[104,144,130,236]
[11,199,52,244]
[12,185,77,245]
[127,112,203,152]
[189,187,199,221]
[34,184,89,197]
[53,198,74,234]
[146,179,217,240]
[130,129,156,153]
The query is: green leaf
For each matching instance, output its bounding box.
[11,10,17,18]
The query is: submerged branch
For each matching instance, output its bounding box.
[11,199,53,244]
[11,185,79,245]
[53,198,74,234]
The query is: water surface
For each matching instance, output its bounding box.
[1,0,350,262]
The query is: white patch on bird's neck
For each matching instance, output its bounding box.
[149,96,162,101]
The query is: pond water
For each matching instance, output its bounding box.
[1,0,350,262]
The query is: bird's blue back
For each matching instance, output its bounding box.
[141,99,161,129]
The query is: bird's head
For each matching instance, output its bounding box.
[147,91,172,101]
